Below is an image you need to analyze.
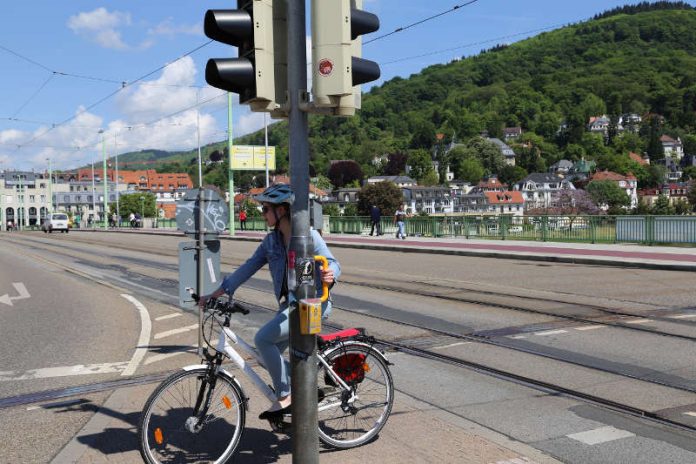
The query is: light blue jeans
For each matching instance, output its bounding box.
[254,302,333,399]
[396,221,405,238]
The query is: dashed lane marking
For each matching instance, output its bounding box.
[625,318,651,324]
[144,345,198,365]
[155,313,182,321]
[575,325,605,331]
[154,324,199,340]
[431,341,472,350]
[121,294,151,376]
[0,362,130,381]
[493,457,537,464]
[684,411,696,417]
[671,313,696,319]
[567,426,635,445]
[534,329,568,336]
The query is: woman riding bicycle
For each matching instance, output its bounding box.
[199,183,340,420]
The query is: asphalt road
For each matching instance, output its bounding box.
[0,231,695,464]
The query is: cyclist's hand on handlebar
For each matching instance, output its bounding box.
[198,289,225,310]
[320,265,334,285]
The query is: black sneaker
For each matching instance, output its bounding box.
[259,404,291,420]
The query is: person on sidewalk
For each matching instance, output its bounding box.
[369,204,382,236]
[239,209,247,231]
[198,184,341,420]
[395,204,407,239]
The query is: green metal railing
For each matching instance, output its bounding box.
[327,215,696,245]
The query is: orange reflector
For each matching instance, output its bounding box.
[222,395,232,409]
[154,427,164,445]
[363,363,370,373]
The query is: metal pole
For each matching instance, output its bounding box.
[18,173,23,231]
[196,88,206,356]
[228,92,235,236]
[115,133,120,222]
[197,89,203,188]
[101,130,108,230]
[264,112,270,188]
[91,157,96,229]
[287,1,317,462]
[47,158,52,214]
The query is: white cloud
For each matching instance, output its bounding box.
[67,8,132,50]
[148,18,201,37]
[236,112,266,137]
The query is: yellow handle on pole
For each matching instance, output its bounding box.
[314,255,330,302]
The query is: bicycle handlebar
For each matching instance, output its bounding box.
[314,255,330,303]
[192,293,250,315]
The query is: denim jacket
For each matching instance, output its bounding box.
[218,228,341,316]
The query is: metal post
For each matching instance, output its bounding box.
[287,1,317,462]
[228,92,235,236]
[196,89,206,357]
[18,173,23,231]
[115,133,120,222]
[47,158,52,214]
[91,158,96,228]
[101,130,108,230]
[264,112,270,188]
[197,89,203,189]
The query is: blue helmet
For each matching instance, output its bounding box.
[254,183,295,206]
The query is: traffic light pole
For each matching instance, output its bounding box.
[287,1,317,462]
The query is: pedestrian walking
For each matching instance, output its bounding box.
[394,204,407,240]
[239,209,247,231]
[369,204,382,236]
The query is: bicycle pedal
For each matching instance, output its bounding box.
[268,417,291,433]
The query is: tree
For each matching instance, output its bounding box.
[454,157,485,183]
[420,169,440,186]
[323,203,340,217]
[114,193,157,218]
[688,181,696,211]
[683,135,696,156]
[498,165,528,187]
[382,152,408,176]
[646,117,664,161]
[343,203,358,216]
[406,149,433,182]
[327,160,364,188]
[586,180,631,213]
[651,194,675,215]
[357,181,403,216]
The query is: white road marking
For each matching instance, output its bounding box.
[120,294,151,376]
[0,282,31,306]
[626,318,651,324]
[0,362,130,381]
[154,324,199,340]
[567,426,635,445]
[156,313,182,321]
[575,325,605,331]
[145,345,198,365]
[671,314,696,319]
[431,341,471,350]
[684,411,696,417]
[509,334,527,339]
[534,329,567,336]
[495,457,536,464]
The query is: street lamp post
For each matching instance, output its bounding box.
[18,173,24,231]
[100,129,108,230]
[91,156,96,229]
[47,158,52,214]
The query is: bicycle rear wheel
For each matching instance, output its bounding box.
[317,342,394,448]
[138,367,246,464]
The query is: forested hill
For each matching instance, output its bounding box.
[119,3,696,190]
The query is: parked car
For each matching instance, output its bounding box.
[42,213,70,233]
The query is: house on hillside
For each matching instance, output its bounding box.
[487,137,517,166]
[484,191,525,217]
[588,115,610,134]
[503,127,523,141]
[637,183,689,209]
[549,160,574,176]
[661,135,684,160]
[590,170,638,209]
[629,152,650,166]
[471,176,507,193]
[402,186,453,214]
[366,175,416,187]
[513,173,575,209]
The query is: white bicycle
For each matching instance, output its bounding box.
[138,290,394,463]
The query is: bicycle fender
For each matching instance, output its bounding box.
[181,364,249,411]
[322,341,392,365]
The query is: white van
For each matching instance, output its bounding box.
[42,213,70,233]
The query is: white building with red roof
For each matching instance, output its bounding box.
[590,170,638,208]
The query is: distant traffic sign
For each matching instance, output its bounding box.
[231,145,276,170]
[176,188,229,237]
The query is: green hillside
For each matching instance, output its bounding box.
[103,2,696,190]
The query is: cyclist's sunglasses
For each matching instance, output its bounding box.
[261,205,273,214]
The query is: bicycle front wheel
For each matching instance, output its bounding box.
[317,342,394,448]
[138,368,246,464]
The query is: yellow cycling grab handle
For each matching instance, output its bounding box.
[314,255,330,302]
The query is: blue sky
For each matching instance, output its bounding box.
[1,1,694,171]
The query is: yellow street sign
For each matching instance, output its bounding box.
[231,145,276,170]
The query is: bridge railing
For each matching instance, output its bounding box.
[325,215,696,245]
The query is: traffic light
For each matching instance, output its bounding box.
[311,0,380,116]
[204,0,287,114]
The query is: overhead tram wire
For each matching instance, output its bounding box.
[10,73,56,118]
[364,0,482,45]
[13,39,214,151]
[382,24,563,65]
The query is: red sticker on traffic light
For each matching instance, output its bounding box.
[318,59,333,76]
